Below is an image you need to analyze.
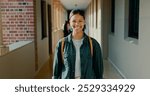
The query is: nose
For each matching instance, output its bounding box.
[74,22,80,25]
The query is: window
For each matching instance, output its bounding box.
[111,0,115,33]
[96,0,98,29]
[41,0,47,39]
[128,0,139,39]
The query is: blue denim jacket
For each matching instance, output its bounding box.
[52,33,103,79]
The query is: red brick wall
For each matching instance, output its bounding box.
[0,0,34,45]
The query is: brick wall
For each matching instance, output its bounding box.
[0,0,34,45]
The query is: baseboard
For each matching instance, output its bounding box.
[107,58,126,79]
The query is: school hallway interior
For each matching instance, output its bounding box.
[0,0,150,79]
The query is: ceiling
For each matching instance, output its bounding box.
[59,0,91,10]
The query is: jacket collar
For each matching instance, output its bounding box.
[67,33,89,44]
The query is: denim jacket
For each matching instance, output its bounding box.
[52,33,103,79]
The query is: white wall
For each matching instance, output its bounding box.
[101,0,110,59]
[108,0,150,78]
[35,0,50,74]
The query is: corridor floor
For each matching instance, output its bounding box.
[35,56,123,79]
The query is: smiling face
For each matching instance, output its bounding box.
[69,14,85,33]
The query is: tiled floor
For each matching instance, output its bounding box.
[35,56,123,79]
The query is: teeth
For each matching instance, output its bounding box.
[75,28,80,29]
[73,26,82,29]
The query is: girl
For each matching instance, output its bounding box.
[52,9,103,79]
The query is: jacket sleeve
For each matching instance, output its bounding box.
[92,39,103,79]
[52,39,63,79]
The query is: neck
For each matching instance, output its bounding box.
[72,31,84,40]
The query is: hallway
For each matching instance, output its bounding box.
[0,0,150,79]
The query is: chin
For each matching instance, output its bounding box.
[74,28,83,31]
[74,30,82,33]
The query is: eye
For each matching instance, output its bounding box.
[79,20,83,23]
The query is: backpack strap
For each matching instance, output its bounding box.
[61,38,65,64]
[88,37,93,57]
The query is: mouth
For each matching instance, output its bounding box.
[73,26,82,30]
